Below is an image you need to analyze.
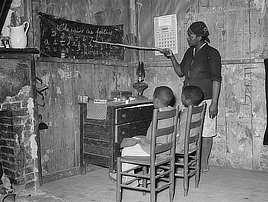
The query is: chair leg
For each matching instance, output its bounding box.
[169,165,175,202]
[195,153,201,188]
[195,167,200,188]
[116,159,122,202]
[150,187,156,202]
[142,166,147,196]
[183,168,189,197]
[150,168,156,202]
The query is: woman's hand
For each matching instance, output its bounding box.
[209,102,218,119]
[159,48,173,59]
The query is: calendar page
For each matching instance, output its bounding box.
[154,14,178,56]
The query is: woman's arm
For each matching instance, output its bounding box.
[209,80,221,119]
[208,48,222,119]
[160,48,184,77]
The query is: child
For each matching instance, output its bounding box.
[109,86,175,183]
[176,85,204,153]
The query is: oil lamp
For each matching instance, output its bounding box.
[133,62,148,100]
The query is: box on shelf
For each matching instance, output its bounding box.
[111,91,132,99]
[87,100,107,120]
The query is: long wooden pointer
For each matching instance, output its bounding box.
[93,40,163,52]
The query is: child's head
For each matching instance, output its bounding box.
[181,86,203,107]
[153,86,174,109]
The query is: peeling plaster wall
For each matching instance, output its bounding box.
[213,62,268,171]
[5,0,268,172]
[138,0,266,60]
[140,0,268,171]
[142,60,268,171]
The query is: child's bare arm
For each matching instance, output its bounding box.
[139,136,150,146]
[120,138,140,148]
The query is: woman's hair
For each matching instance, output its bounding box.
[188,21,210,43]
[154,86,174,106]
[181,86,204,106]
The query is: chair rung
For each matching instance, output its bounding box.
[121,158,171,167]
[174,173,183,177]
[121,182,172,192]
[121,184,149,192]
[156,183,171,192]
[156,170,171,179]
[122,165,142,173]
[175,173,195,178]
[155,159,172,166]
[122,170,176,180]
[120,159,150,166]
[121,177,140,185]
[188,160,197,166]
[121,172,150,179]
[120,180,172,193]
[189,148,198,153]
[160,178,171,183]
[188,170,197,177]
[158,165,170,170]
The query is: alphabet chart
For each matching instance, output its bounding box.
[154,14,178,55]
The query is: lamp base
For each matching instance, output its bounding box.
[136,94,148,100]
[133,82,148,100]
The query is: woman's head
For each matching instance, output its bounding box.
[181,86,204,107]
[153,86,174,108]
[187,21,210,46]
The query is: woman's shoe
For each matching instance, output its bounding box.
[201,165,210,173]
[109,172,117,181]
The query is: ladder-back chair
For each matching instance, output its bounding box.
[116,106,179,202]
[175,102,207,196]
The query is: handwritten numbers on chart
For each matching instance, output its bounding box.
[39,12,124,60]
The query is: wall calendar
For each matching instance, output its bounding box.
[154,14,178,56]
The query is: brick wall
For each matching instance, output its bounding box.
[0,87,38,189]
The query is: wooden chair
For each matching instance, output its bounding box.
[116,106,179,202]
[175,102,207,197]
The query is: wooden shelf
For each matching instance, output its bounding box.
[0,47,39,54]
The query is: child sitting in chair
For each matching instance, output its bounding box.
[176,85,204,153]
[109,86,175,184]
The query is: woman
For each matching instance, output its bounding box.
[160,21,222,172]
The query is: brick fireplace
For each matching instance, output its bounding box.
[0,92,37,189]
[0,52,39,190]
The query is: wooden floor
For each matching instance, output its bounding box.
[14,165,268,202]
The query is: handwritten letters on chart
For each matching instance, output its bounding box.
[39,12,124,60]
